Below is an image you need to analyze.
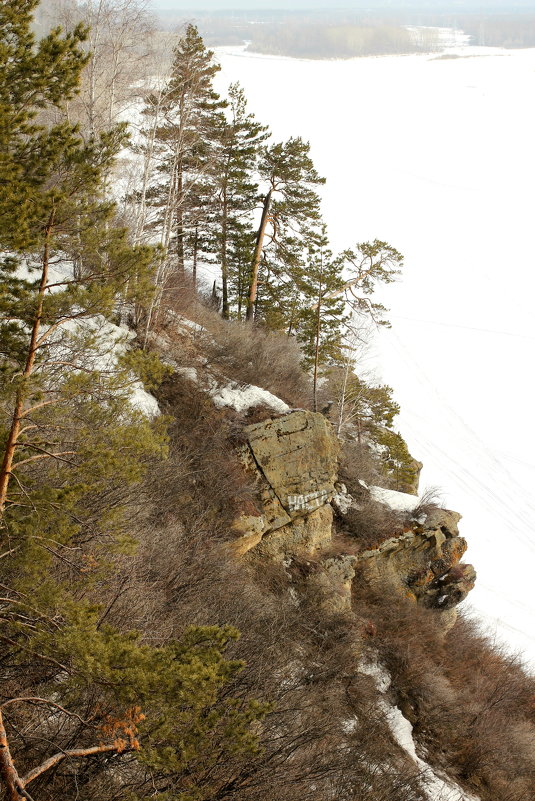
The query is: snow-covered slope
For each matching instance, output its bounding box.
[214,41,535,669]
[361,659,480,801]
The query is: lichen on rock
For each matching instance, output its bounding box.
[245,410,338,523]
[229,408,475,626]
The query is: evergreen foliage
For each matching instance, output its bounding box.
[0,9,267,799]
[149,24,226,276]
[5,10,529,801]
[247,136,325,321]
[294,226,347,409]
[213,82,269,318]
[335,239,404,326]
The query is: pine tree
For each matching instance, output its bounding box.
[295,225,347,411]
[150,25,226,278]
[0,0,162,535]
[0,9,266,798]
[212,83,269,318]
[334,374,400,443]
[226,220,257,319]
[334,239,403,325]
[246,137,325,321]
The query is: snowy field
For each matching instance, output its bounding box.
[213,39,535,669]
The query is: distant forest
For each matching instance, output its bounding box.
[246,24,439,59]
[161,9,535,58]
[464,15,535,47]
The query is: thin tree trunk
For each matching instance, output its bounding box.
[312,261,324,414]
[176,166,185,277]
[221,191,229,318]
[192,225,198,290]
[142,257,167,348]
[246,189,272,322]
[336,358,351,438]
[0,709,24,801]
[161,152,178,253]
[135,97,161,244]
[0,213,54,519]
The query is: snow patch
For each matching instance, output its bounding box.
[175,366,198,382]
[166,310,206,335]
[332,482,353,514]
[52,316,160,419]
[127,383,160,417]
[211,382,290,415]
[360,657,480,801]
[358,659,391,693]
[370,486,420,512]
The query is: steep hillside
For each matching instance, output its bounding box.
[1,6,534,800]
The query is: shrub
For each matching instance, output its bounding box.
[352,575,535,801]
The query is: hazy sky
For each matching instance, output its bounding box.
[153,1,535,10]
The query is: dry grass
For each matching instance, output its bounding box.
[147,276,312,409]
[352,575,535,801]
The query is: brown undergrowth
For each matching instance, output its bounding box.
[352,572,535,801]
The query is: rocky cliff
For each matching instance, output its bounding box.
[230,409,476,626]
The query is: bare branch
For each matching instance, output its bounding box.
[0,698,93,728]
[11,449,77,471]
[22,743,127,787]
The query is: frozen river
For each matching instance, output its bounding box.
[214,41,535,668]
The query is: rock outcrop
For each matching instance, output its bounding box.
[230,409,475,622]
[230,410,338,554]
[245,409,338,522]
[357,508,476,623]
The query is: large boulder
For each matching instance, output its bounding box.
[243,410,338,530]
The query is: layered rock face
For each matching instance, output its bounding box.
[246,410,338,526]
[358,508,476,620]
[230,409,475,620]
[231,410,338,553]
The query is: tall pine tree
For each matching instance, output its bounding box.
[0,9,267,797]
[296,225,347,411]
[213,82,269,318]
[149,25,226,277]
[246,137,325,321]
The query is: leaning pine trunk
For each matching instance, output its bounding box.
[0,212,54,519]
[312,262,324,413]
[246,189,272,322]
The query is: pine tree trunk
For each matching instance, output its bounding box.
[312,266,324,414]
[192,225,198,289]
[246,189,272,322]
[162,155,178,253]
[336,359,351,437]
[221,192,229,319]
[176,166,185,277]
[0,710,24,801]
[0,213,54,518]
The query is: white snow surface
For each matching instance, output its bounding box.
[381,699,480,801]
[214,41,535,670]
[166,310,206,335]
[6,257,160,419]
[361,658,480,801]
[211,382,290,415]
[175,366,198,382]
[52,316,160,418]
[370,486,421,512]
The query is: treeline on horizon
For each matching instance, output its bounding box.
[157,9,535,56]
[246,23,439,59]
